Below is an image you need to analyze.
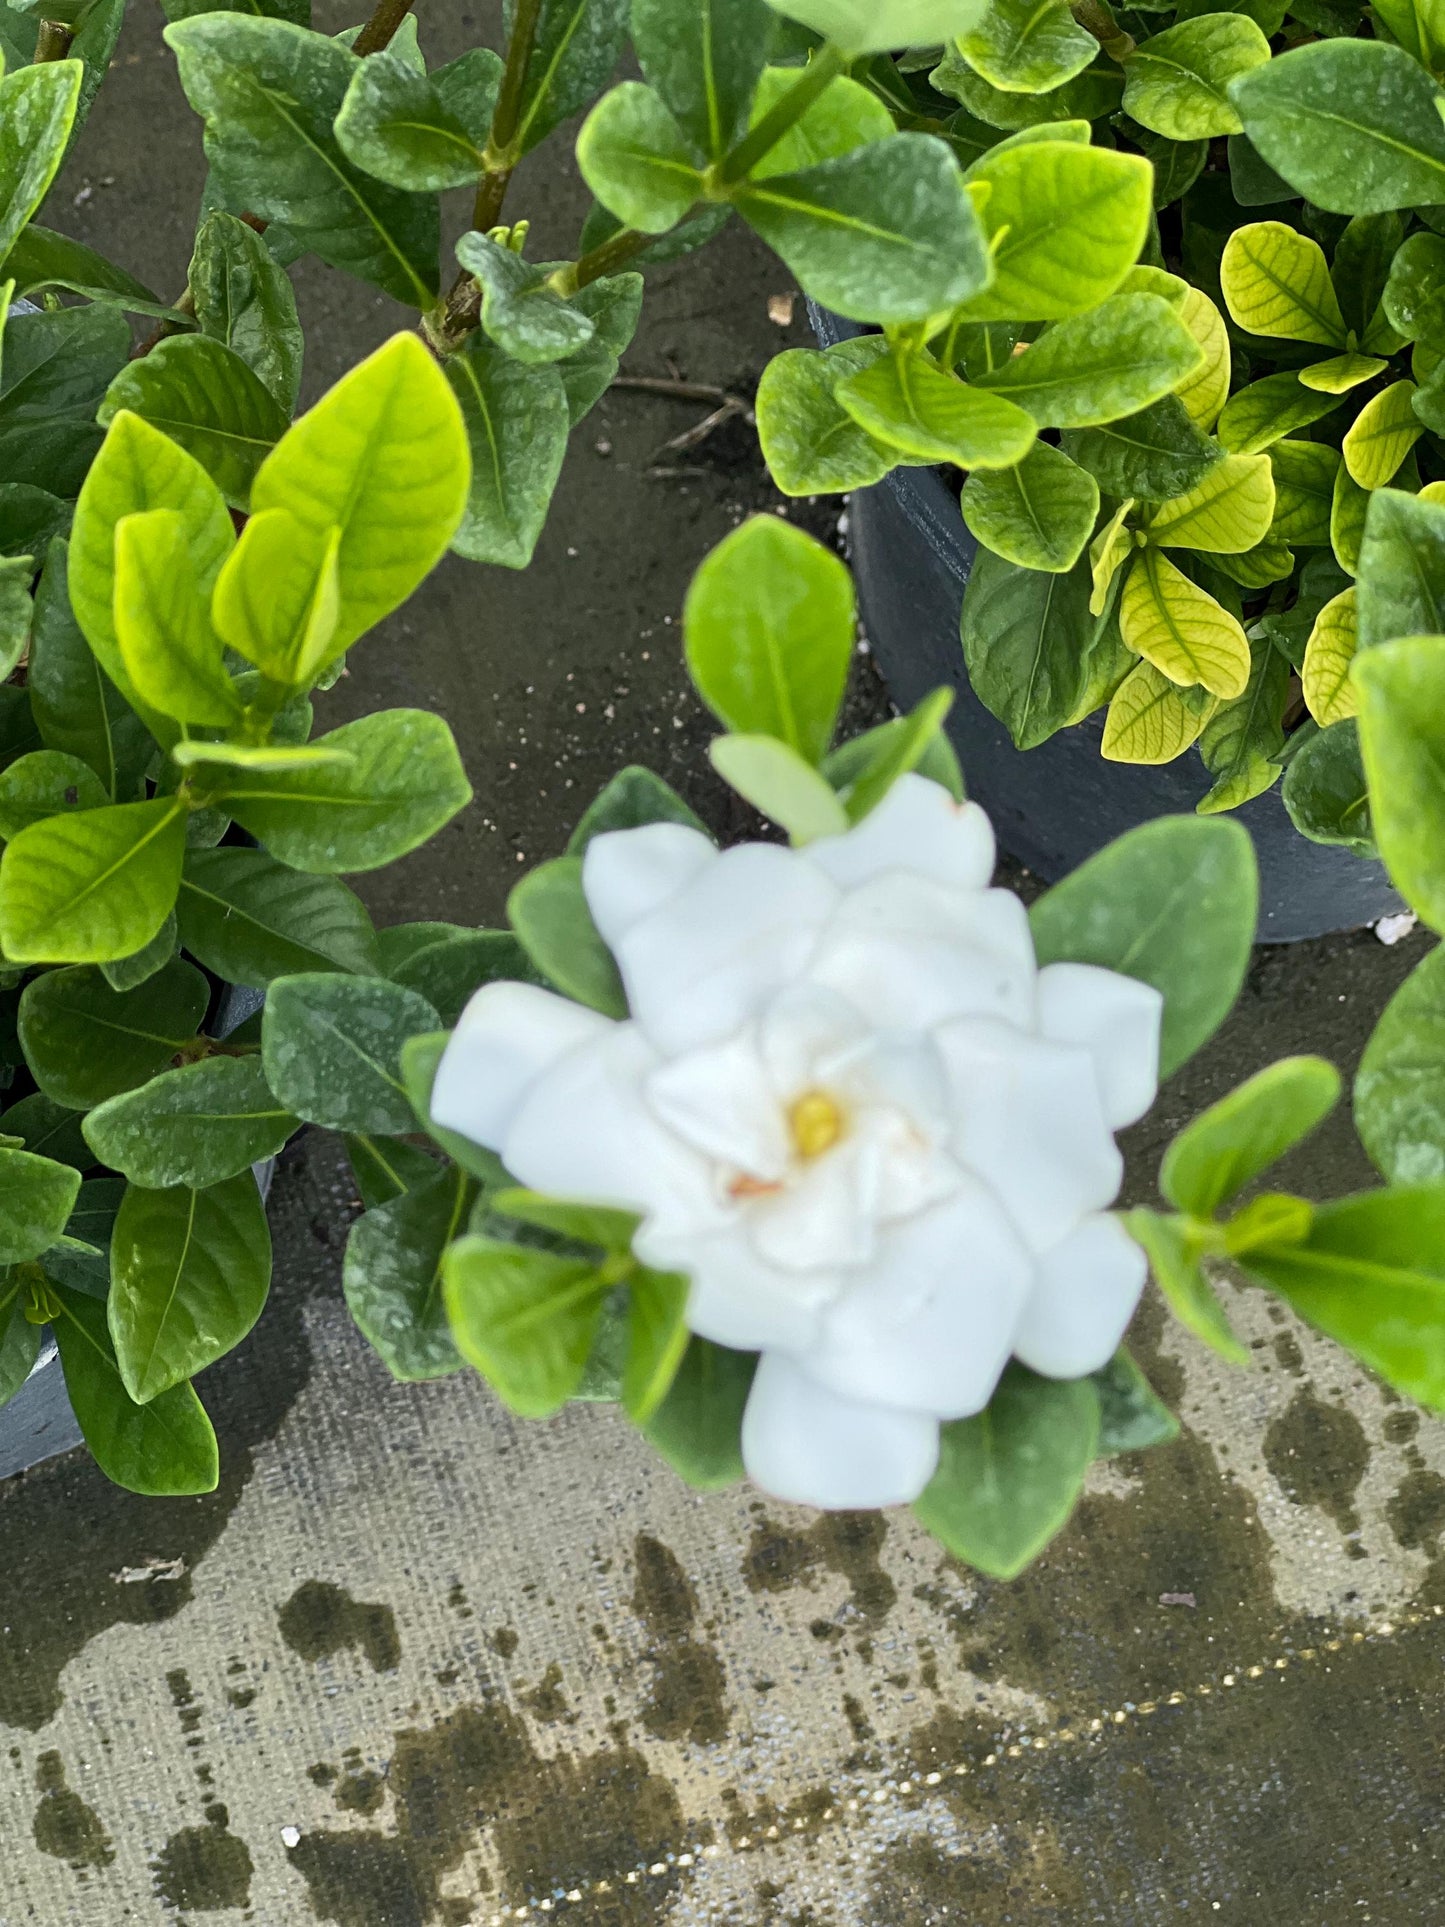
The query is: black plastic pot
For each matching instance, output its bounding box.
[811,307,1404,942]
[0,982,271,1483]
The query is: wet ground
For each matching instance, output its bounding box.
[2,6,1443,1923]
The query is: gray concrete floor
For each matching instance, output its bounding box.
[2,7,1443,1923]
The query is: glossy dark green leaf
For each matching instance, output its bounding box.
[0,60,80,264]
[508,856,626,1017]
[344,1162,474,1380]
[83,1054,297,1190]
[0,1090,91,1170]
[511,0,629,154]
[556,271,643,425]
[344,1132,441,1210]
[456,230,597,365]
[188,209,304,410]
[445,335,569,570]
[961,442,1098,574]
[623,1266,691,1425]
[263,971,439,1134]
[334,44,496,191]
[27,542,152,801]
[16,958,208,1109]
[632,0,773,158]
[100,912,179,993]
[177,845,378,988]
[641,1336,755,1490]
[1281,718,1374,856]
[0,749,107,840]
[0,1276,41,1410]
[0,1144,81,1263]
[98,334,288,509]
[566,765,708,850]
[576,81,702,232]
[961,547,1107,751]
[1062,395,1222,502]
[0,303,128,496]
[1354,486,1445,649]
[380,924,542,1029]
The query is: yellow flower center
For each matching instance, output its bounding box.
[788,1089,845,1161]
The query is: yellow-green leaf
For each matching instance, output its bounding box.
[1302,587,1359,726]
[1090,498,1135,616]
[1298,352,1388,395]
[1173,285,1229,429]
[1268,438,1339,547]
[113,510,242,728]
[1141,451,1275,554]
[1219,221,1347,349]
[1331,462,1369,576]
[1119,549,1251,698]
[212,509,344,691]
[1217,371,1336,454]
[1342,380,1423,489]
[0,798,187,963]
[1102,656,1216,763]
[835,350,1037,469]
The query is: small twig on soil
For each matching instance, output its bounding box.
[646,397,751,465]
[645,464,715,480]
[611,374,749,407]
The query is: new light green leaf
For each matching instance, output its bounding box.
[98,334,289,509]
[17,959,208,1109]
[766,0,988,52]
[973,292,1202,427]
[709,734,850,843]
[211,509,342,690]
[0,60,81,263]
[1355,947,1445,1184]
[957,0,1095,95]
[1219,220,1346,348]
[1029,813,1257,1076]
[1217,371,1336,455]
[1353,634,1445,930]
[1122,14,1269,142]
[963,140,1152,321]
[1161,1055,1341,1216]
[108,1172,271,1402]
[683,515,854,762]
[734,132,991,327]
[757,338,898,496]
[0,797,186,963]
[962,442,1099,572]
[83,1055,298,1190]
[248,333,470,652]
[1301,587,1358,727]
[1299,352,1387,396]
[1142,451,1275,555]
[215,708,472,874]
[334,44,496,192]
[1103,659,1215,765]
[835,347,1036,469]
[1125,1208,1248,1362]
[745,66,894,178]
[166,14,439,306]
[444,334,569,570]
[1342,380,1422,490]
[1230,40,1445,215]
[112,508,242,727]
[576,81,702,234]
[444,1234,609,1418]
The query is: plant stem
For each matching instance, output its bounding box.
[717,43,848,186]
[352,0,418,57]
[548,226,651,297]
[34,17,75,59]
[130,287,197,361]
[471,0,543,230]
[1070,0,1136,62]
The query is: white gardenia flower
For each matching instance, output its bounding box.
[433,775,1162,1512]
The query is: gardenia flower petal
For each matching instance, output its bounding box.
[741,1351,941,1509]
[1036,961,1164,1129]
[432,981,610,1150]
[645,1029,792,1180]
[939,1017,1123,1254]
[581,822,716,952]
[607,843,840,1055]
[806,772,995,892]
[1011,1214,1148,1379]
[803,1183,1032,1419]
[503,1024,720,1231]
[638,1221,834,1354]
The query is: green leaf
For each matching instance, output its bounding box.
[188,209,303,411]
[1161,1056,1341,1217]
[180,847,379,986]
[835,347,1036,469]
[1342,380,1421,491]
[166,14,438,306]
[935,47,1123,130]
[576,81,701,234]
[1301,587,1358,728]
[107,1171,270,1402]
[100,913,179,994]
[0,797,186,964]
[566,764,708,849]
[0,303,129,496]
[399,1030,511,1187]
[0,1280,41,1411]
[0,1145,81,1263]
[1356,946,1445,1185]
[640,1335,754,1489]
[756,338,898,497]
[1062,395,1221,503]
[1122,14,1268,141]
[964,139,1152,322]
[961,547,1113,750]
[1119,549,1251,700]
[53,1285,218,1495]
[974,292,1202,428]
[632,0,772,158]
[830,688,957,822]
[0,749,107,840]
[1230,39,1445,216]
[98,335,288,510]
[1125,1208,1249,1362]
[28,541,151,800]
[344,1162,474,1381]
[488,1188,639,1250]
[380,924,543,1028]
[956,0,1095,94]
[69,409,236,717]
[345,1133,440,1210]
[111,508,242,727]
[1266,437,1339,548]
[1353,633,1445,929]
[456,230,598,366]
[683,515,853,762]
[773,0,987,49]
[1030,814,1256,1077]
[263,971,439,1134]
[508,856,626,1017]
[913,1364,1099,1578]
[621,1267,691,1424]
[0,1090,92,1170]
[444,334,569,570]
[709,733,851,842]
[0,60,81,263]
[1197,629,1289,813]
[1381,230,1445,342]
[1102,658,1215,765]
[83,1055,297,1190]
[1331,462,1369,578]
[17,958,207,1108]
[0,553,31,686]
[1354,487,1445,648]
[745,65,895,178]
[1281,718,1374,856]
[555,270,643,426]
[0,224,167,313]
[335,44,496,192]
[1089,1346,1179,1455]
[735,133,990,327]
[443,1233,607,1417]
[1141,450,1275,556]
[1219,219,1346,349]
[1299,351,1387,396]
[962,442,1098,573]
[216,708,471,874]
[1240,1186,1445,1409]
[248,333,469,652]
[511,0,629,155]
